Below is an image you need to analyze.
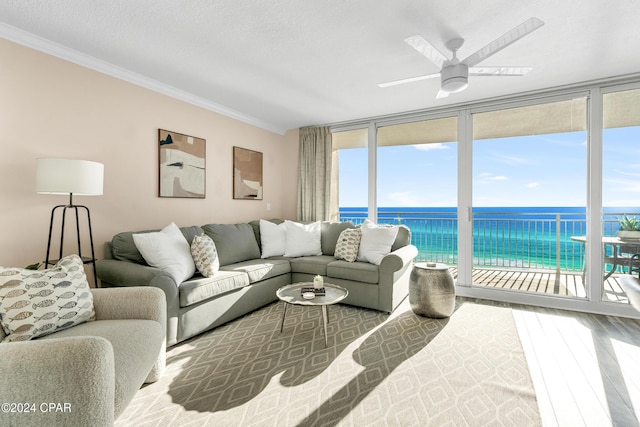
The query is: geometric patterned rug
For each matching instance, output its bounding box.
[115,297,541,426]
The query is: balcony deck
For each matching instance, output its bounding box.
[448,267,631,303]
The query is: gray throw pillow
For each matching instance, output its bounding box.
[202,223,261,266]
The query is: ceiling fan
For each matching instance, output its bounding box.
[379,17,544,98]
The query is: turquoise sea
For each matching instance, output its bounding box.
[339,207,640,271]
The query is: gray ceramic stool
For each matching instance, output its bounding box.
[409,262,455,318]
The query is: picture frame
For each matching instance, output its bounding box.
[233,146,263,200]
[158,129,206,198]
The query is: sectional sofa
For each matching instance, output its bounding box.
[96,219,418,346]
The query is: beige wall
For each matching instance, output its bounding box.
[0,38,299,276]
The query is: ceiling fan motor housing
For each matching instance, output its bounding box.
[441,63,469,93]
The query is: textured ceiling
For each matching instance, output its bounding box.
[1,1,640,134]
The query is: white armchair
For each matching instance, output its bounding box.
[0,287,166,427]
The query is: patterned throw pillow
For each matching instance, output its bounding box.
[334,228,362,263]
[0,254,95,343]
[191,234,220,277]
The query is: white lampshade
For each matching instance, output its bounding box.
[36,158,104,196]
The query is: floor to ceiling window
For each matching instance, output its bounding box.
[329,78,640,317]
[331,127,368,222]
[375,117,458,263]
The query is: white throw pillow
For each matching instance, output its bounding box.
[283,220,322,257]
[191,234,219,277]
[133,222,196,284]
[357,220,399,265]
[259,219,287,258]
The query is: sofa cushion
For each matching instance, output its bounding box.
[221,259,291,284]
[191,234,220,277]
[391,225,411,251]
[179,271,250,307]
[0,254,95,342]
[284,220,322,257]
[202,223,261,266]
[133,222,196,284]
[289,255,336,276]
[111,225,204,264]
[38,318,164,417]
[321,221,355,256]
[327,260,379,284]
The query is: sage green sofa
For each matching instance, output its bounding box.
[96,220,418,347]
[0,286,166,427]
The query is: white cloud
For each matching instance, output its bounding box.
[478,173,508,181]
[526,182,540,188]
[491,153,531,165]
[413,143,449,151]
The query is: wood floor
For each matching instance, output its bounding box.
[463,298,640,426]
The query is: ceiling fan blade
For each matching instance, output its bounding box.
[469,66,533,76]
[404,35,448,68]
[462,17,544,67]
[436,89,450,99]
[378,73,440,88]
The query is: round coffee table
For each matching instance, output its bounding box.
[276,282,348,347]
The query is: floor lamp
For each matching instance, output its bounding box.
[36,158,104,287]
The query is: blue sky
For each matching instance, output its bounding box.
[339,126,640,208]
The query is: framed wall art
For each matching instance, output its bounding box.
[158,129,206,198]
[233,146,263,200]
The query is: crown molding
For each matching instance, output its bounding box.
[0,22,286,135]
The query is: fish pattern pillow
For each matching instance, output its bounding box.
[0,254,95,343]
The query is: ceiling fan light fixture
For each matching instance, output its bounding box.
[441,76,468,93]
[440,63,469,93]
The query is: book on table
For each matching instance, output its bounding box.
[301,287,325,296]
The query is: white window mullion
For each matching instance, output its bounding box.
[457,109,473,286]
[586,89,603,302]
[368,121,377,222]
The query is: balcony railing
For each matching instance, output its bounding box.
[339,209,628,273]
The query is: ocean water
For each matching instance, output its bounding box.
[339,207,640,271]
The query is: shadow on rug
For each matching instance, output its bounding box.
[118,299,541,426]
[167,301,391,412]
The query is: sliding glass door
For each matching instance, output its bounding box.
[470,97,588,299]
[601,87,640,304]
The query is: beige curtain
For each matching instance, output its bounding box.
[297,126,332,221]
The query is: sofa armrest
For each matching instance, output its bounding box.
[380,244,419,274]
[91,287,166,325]
[377,245,418,313]
[0,336,115,427]
[96,259,180,346]
[96,259,176,288]
[91,287,167,381]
